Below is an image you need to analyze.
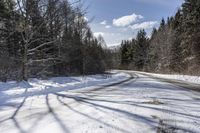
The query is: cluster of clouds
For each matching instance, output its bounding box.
[113,13,143,27]
[129,21,158,30]
[112,13,158,29]
[97,12,158,34]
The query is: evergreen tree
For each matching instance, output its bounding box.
[120,40,132,66]
[169,10,184,73]
[146,28,159,71]
[134,29,148,70]
[182,0,200,73]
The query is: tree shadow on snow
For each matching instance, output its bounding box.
[55,93,157,132]
[54,92,200,133]
[0,87,29,133]
[45,94,69,133]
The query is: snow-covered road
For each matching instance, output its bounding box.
[0,71,200,133]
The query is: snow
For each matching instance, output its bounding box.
[124,70,200,85]
[0,71,200,133]
[0,72,130,105]
[151,73,200,85]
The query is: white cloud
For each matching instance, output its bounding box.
[100,20,107,25]
[93,32,119,38]
[94,32,105,37]
[129,21,158,30]
[84,17,88,22]
[105,25,111,29]
[128,37,133,40]
[113,13,143,27]
[107,42,121,47]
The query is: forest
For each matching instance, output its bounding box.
[119,0,200,75]
[0,0,113,81]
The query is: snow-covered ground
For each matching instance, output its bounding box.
[152,73,200,84]
[0,72,129,105]
[0,71,200,133]
[133,71,200,85]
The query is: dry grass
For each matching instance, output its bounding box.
[142,99,164,105]
[157,119,178,133]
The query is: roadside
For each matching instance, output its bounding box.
[115,70,200,92]
[138,72,200,92]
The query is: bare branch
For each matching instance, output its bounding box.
[28,40,57,53]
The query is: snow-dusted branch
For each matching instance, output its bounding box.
[28,58,59,65]
[28,40,57,53]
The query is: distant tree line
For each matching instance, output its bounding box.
[119,0,200,75]
[0,0,113,81]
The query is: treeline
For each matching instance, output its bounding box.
[0,0,112,81]
[120,0,200,75]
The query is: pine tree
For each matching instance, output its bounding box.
[147,28,159,71]
[182,0,200,73]
[159,18,165,31]
[120,40,133,67]
[134,29,148,70]
[169,10,184,73]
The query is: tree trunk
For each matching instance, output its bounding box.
[22,43,28,81]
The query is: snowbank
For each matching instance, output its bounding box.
[150,73,200,84]
[0,72,130,104]
[131,70,200,85]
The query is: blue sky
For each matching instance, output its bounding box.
[75,0,184,47]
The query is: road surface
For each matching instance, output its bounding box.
[0,71,200,133]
